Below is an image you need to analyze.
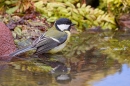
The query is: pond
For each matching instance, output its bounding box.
[0,30,130,86]
[92,64,130,86]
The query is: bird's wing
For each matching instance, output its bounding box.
[33,33,67,54]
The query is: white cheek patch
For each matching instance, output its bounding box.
[57,24,70,31]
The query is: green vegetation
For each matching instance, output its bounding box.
[99,0,130,15]
[1,0,130,31]
[34,0,116,31]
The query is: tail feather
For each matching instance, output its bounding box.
[10,46,36,57]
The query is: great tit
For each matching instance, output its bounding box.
[10,18,75,57]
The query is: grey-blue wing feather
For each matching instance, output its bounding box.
[34,34,67,54]
[57,34,67,45]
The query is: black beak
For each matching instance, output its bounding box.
[71,23,76,26]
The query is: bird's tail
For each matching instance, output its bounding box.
[9,46,36,57]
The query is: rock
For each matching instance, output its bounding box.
[0,22,16,57]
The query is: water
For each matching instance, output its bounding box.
[92,64,130,86]
[0,58,130,86]
[0,31,130,86]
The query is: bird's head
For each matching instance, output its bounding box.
[55,18,75,31]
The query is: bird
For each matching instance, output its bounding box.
[10,18,75,57]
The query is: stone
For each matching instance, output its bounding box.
[0,22,16,57]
